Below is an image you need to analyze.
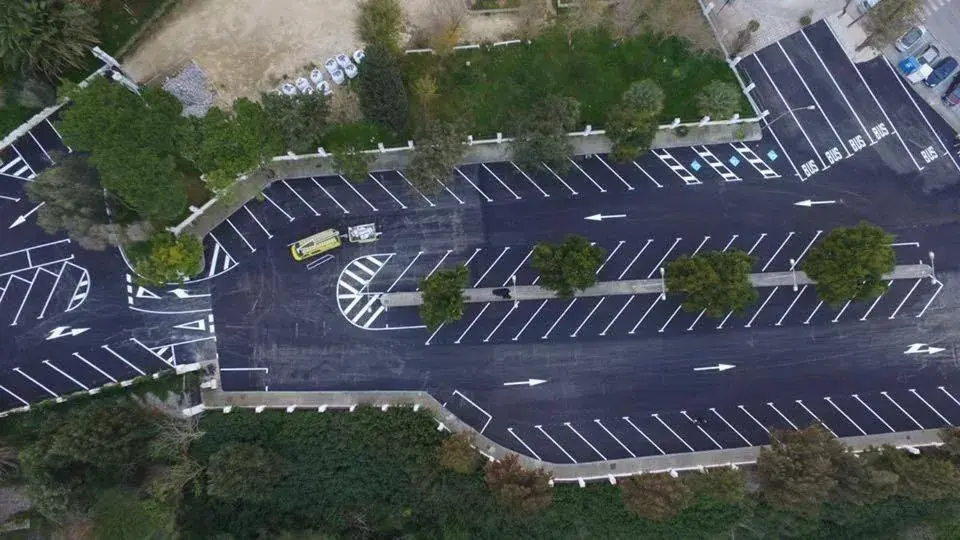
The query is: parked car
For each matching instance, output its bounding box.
[344,63,358,79]
[858,0,880,13]
[310,68,324,85]
[924,57,958,87]
[336,54,352,69]
[317,80,333,96]
[279,82,297,96]
[917,44,940,66]
[353,49,365,64]
[942,77,960,106]
[324,58,346,85]
[895,25,926,52]
[295,77,314,94]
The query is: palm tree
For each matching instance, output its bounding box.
[0,1,100,80]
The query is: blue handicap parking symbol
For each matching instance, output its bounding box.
[690,160,702,172]
[767,149,779,161]
[728,155,741,167]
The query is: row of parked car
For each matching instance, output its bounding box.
[278,50,365,97]
[894,25,960,106]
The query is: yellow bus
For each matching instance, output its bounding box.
[290,229,342,261]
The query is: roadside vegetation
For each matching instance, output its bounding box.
[419,265,470,330]
[802,221,896,306]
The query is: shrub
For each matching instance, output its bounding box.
[748,19,760,32]
[357,44,410,135]
[356,0,405,53]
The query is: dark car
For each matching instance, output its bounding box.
[924,57,958,87]
[942,78,960,107]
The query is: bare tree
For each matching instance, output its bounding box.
[428,0,468,56]
[564,0,609,47]
[149,414,205,460]
[854,0,921,50]
[516,0,556,39]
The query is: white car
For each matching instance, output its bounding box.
[310,68,324,85]
[353,49,365,64]
[279,82,297,96]
[336,54,352,69]
[317,80,333,96]
[344,63,358,79]
[295,77,314,94]
[324,58,346,84]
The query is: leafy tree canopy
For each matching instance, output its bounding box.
[206,442,284,502]
[356,0,405,53]
[695,80,741,120]
[129,231,204,286]
[532,235,606,299]
[620,472,691,520]
[357,44,410,135]
[683,466,746,505]
[332,146,375,183]
[859,0,921,51]
[606,79,664,161]
[484,453,553,514]
[262,91,330,155]
[406,119,465,194]
[419,265,469,331]
[802,222,896,306]
[666,249,757,317]
[0,0,99,79]
[437,432,480,474]
[756,424,847,517]
[511,94,580,172]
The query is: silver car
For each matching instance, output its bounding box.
[896,26,926,53]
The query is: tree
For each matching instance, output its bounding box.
[207,442,284,502]
[332,146,375,183]
[665,250,757,317]
[419,265,469,331]
[620,472,691,520]
[857,0,921,51]
[756,424,846,517]
[869,446,960,501]
[92,487,175,539]
[262,91,330,154]
[516,0,554,39]
[606,80,664,162]
[0,446,19,482]
[939,427,960,457]
[94,144,188,223]
[684,466,746,505]
[829,449,898,506]
[129,232,204,286]
[0,0,99,79]
[438,432,480,473]
[406,120,465,194]
[696,80,742,120]
[427,0,467,56]
[484,453,553,513]
[802,222,895,306]
[564,0,608,47]
[26,153,152,250]
[356,0,405,54]
[357,44,410,135]
[531,235,606,299]
[621,79,665,118]
[511,95,580,173]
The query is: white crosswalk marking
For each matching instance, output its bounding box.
[652,149,700,184]
[694,146,741,182]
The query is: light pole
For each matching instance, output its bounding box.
[510,275,518,308]
[789,258,798,291]
[659,267,666,300]
[929,251,936,283]
[766,105,816,126]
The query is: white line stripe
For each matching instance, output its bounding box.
[261,192,294,221]
[10,145,35,176]
[601,296,634,336]
[130,337,176,366]
[767,402,798,429]
[763,232,794,271]
[852,394,894,431]
[652,414,695,452]
[543,163,578,195]
[571,298,604,337]
[395,171,435,206]
[10,268,39,325]
[535,425,577,462]
[623,416,666,454]
[709,408,752,445]
[340,175,378,211]
[28,131,54,163]
[938,386,960,409]
[632,161,663,188]
[745,287,777,328]
[825,397,866,434]
[803,300,824,324]
[101,345,146,375]
[776,285,807,326]
[421,250,453,285]
[0,384,28,405]
[454,304,490,343]
[889,278,922,319]
[36,261,67,319]
[73,352,117,382]
[860,281,892,320]
[617,239,653,280]
[312,178,350,213]
[681,411,722,449]
[484,302,518,342]
[454,167,492,202]
[507,427,542,460]
[595,241,624,275]
[282,180,320,215]
[424,322,445,345]
[14,367,58,398]
[568,158,606,192]
[510,161,549,197]
[594,419,636,457]
[452,390,493,433]
[659,304,683,333]
[630,296,661,333]
[738,405,769,433]
[882,391,924,429]
[909,388,951,425]
[513,299,549,340]
[437,178,465,204]
[916,279,943,318]
[543,299,577,339]
[647,238,682,278]
[796,399,837,437]
[368,173,407,208]
[387,251,423,292]
[776,41,850,155]
[474,247,510,286]
[565,422,607,460]
[225,218,256,252]
[481,163,520,199]
[831,299,852,323]
[595,155,634,190]
[44,359,88,390]
[243,205,273,238]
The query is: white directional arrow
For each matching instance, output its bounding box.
[693,363,736,372]
[169,288,211,299]
[9,202,44,229]
[793,199,837,208]
[46,325,89,340]
[585,213,627,222]
[503,378,547,387]
[904,343,946,355]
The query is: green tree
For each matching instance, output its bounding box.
[665,250,757,317]
[606,79,664,162]
[206,442,284,502]
[869,446,960,501]
[357,44,409,135]
[939,427,960,457]
[511,94,580,173]
[26,153,152,250]
[92,487,175,539]
[406,120,465,194]
[419,265,469,331]
[756,424,846,517]
[332,146,375,183]
[802,222,895,306]
[484,453,553,513]
[129,232,204,286]
[438,432,480,474]
[829,449,899,506]
[532,235,606,299]
[356,0,405,53]
[684,466,747,505]
[0,0,99,79]
[857,0,921,51]
[262,91,330,154]
[620,472,692,521]
[696,80,741,120]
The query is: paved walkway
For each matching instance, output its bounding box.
[200,389,946,484]
[380,264,933,308]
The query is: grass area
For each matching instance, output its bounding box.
[400,27,749,138]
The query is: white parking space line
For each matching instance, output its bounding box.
[882,57,960,172]
[831,300,851,323]
[261,192,295,221]
[803,300,824,325]
[0,384,28,406]
[225,218,256,252]
[595,419,637,458]
[452,390,493,433]
[455,304,490,343]
[775,285,807,326]
[909,389,952,425]
[794,231,822,265]
[571,298,605,337]
[618,239,654,280]
[462,247,483,268]
[396,171,435,207]
[647,238,682,278]
[73,352,117,383]
[10,268,39,326]
[686,236,737,330]
[753,55,828,170]
[825,397,865,434]
[739,405,770,434]
[630,296,662,334]
[282,180,320,215]
[747,233,767,256]
[601,296,635,336]
[513,299,548,341]
[889,278,922,319]
[565,422,607,460]
[386,251,423,292]
[596,241,624,275]
[484,302,519,342]
[681,411,722,449]
[795,399,837,437]
[543,299,578,339]
[798,28,875,144]
[568,158,606,192]
[690,236,711,256]
[424,323,445,346]
[659,305,684,333]
[102,345,146,375]
[595,155,634,190]
[367,174,408,209]
[652,414,695,452]
[454,167,493,202]
[10,145,35,177]
[340,175,378,211]
[852,394,894,431]
[860,281,892,320]
[130,338,175,367]
[510,162,549,197]
[45,118,70,152]
[543,163,578,195]
[822,21,923,171]
[710,408,752,445]
[474,247,510,286]
[422,250,453,285]
[535,425,578,463]
[311,177,350,213]
[622,416,666,455]
[882,391,924,429]
[776,41,851,157]
[481,163,520,199]
[916,279,943,318]
[243,205,273,238]
[721,234,739,252]
[507,427,542,460]
[938,386,960,409]
[43,360,88,390]
[745,287,777,328]
[632,161,664,188]
[436,178,466,204]
[762,232,794,271]
[37,261,66,319]
[13,368,58,399]
[730,143,781,179]
[767,402,798,429]
[28,131,53,164]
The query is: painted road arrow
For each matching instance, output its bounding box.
[585,213,627,222]
[904,343,947,355]
[169,288,211,299]
[794,199,837,208]
[9,202,44,229]
[46,326,90,340]
[503,378,547,387]
[693,363,736,372]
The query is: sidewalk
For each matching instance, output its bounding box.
[200,389,947,484]
[380,264,933,308]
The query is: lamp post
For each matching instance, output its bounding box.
[510,275,518,308]
[789,258,798,291]
[659,267,666,300]
[929,251,936,283]
[766,105,816,126]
